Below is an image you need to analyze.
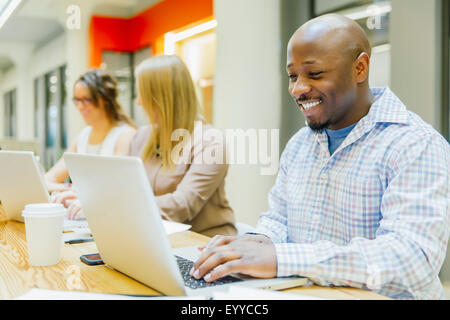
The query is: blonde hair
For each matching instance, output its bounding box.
[136,55,199,169]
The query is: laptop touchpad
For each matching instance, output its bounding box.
[172,245,202,262]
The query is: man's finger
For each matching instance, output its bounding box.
[192,247,241,280]
[68,201,83,220]
[191,236,235,275]
[205,235,235,251]
[67,205,74,220]
[190,236,235,274]
[204,259,246,282]
[67,201,78,220]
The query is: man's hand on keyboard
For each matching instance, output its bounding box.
[189,234,277,282]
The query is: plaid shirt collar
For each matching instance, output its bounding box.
[312,87,410,156]
[367,87,409,125]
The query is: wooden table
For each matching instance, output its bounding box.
[0,206,389,300]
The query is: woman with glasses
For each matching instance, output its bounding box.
[46,69,136,218]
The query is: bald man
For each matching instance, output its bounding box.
[190,14,450,299]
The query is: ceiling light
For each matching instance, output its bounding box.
[341,2,391,21]
[164,19,217,55]
[0,0,22,30]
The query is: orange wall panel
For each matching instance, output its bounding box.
[89,17,133,67]
[89,0,213,68]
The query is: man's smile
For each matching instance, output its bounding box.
[298,98,323,113]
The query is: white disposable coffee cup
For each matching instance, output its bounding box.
[22,203,66,267]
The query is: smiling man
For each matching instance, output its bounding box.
[288,14,374,133]
[190,14,450,299]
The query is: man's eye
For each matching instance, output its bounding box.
[309,71,323,78]
[288,74,297,81]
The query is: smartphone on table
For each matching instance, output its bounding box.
[80,253,104,266]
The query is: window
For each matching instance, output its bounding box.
[34,65,68,170]
[101,47,151,127]
[132,47,154,126]
[314,0,390,44]
[45,70,59,167]
[59,66,68,150]
[3,88,16,137]
[34,77,45,159]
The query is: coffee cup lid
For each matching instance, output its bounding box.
[22,203,66,218]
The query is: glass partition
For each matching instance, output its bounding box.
[3,88,16,137]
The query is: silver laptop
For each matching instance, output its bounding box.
[64,152,308,297]
[0,151,49,222]
[0,150,88,229]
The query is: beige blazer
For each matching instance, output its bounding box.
[129,124,236,237]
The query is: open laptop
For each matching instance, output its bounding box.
[0,150,88,229]
[64,152,308,297]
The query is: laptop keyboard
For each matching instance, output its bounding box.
[175,255,242,290]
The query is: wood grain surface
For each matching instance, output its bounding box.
[0,204,389,300]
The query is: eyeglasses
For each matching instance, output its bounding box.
[72,97,93,105]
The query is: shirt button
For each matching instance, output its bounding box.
[367,272,382,290]
[312,214,320,222]
[320,173,328,181]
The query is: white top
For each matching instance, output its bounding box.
[76,124,129,155]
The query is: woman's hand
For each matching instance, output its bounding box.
[50,190,85,220]
[50,190,77,208]
[46,181,70,193]
[65,199,85,220]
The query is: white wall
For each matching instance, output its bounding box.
[0,67,18,94]
[31,34,67,77]
[369,44,391,88]
[390,0,449,283]
[0,0,93,144]
[64,6,91,145]
[0,34,67,140]
[390,0,442,132]
[0,70,3,136]
[213,0,282,226]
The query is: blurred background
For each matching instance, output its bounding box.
[0,0,449,289]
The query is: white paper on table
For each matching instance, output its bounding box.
[16,289,141,300]
[15,288,205,300]
[62,232,92,242]
[212,285,332,300]
[63,218,88,232]
[62,220,191,236]
[162,220,192,235]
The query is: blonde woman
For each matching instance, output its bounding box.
[48,69,137,219]
[131,55,236,237]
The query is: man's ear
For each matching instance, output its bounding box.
[354,52,370,84]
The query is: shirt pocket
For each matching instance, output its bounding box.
[331,167,382,240]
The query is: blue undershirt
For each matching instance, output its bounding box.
[324,122,357,155]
